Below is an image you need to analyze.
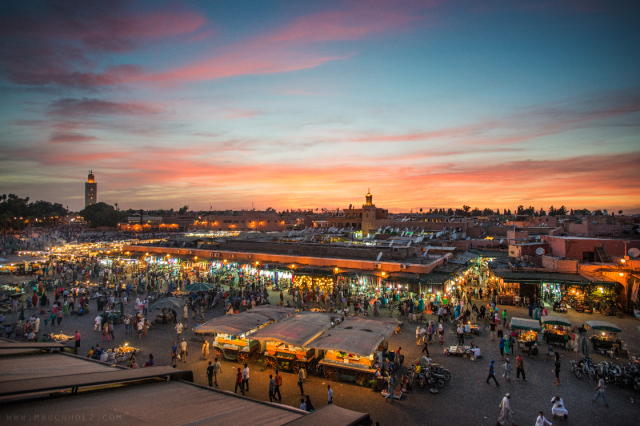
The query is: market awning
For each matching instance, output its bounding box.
[542,316,571,327]
[195,305,295,336]
[510,317,541,331]
[248,313,336,347]
[307,317,396,357]
[585,321,622,333]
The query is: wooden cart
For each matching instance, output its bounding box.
[317,352,376,386]
[263,341,320,374]
[542,315,571,349]
[212,334,260,364]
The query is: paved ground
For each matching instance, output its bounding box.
[3,275,639,425]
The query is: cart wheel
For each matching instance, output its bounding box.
[214,348,223,359]
[356,372,370,386]
[324,367,338,381]
[237,352,248,364]
[265,357,276,370]
[292,361,305,374]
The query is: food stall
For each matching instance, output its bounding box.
[510,317,541,354]
[541,316,571,348]
[194,305,295,364]
[308,317,395,386]
[586,320,626,356]
[49,332,72,343]
[106,344,139,363]
[249,312,336,374]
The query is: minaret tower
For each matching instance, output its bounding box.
[362,189,377,235]
[85,170,97,207]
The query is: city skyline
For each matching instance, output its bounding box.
[0,1,639,213]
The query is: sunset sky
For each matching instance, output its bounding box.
[1,0,639,213]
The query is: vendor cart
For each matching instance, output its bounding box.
[249,312,335,374]
[106,344,139,363]
[309,317,396,387]
[444,345,482,361]
[541,316,572,349]
[195,305,295,364]
[586,320,626,357]
[212,334,260,363]
[511,317,541,355]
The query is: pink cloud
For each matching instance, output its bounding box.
[0,2,207,87]
[140,4,425,85]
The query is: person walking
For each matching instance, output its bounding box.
[102,322,109,342]
[202,340,210,360]
[95,314,102,331]
[206,361,214,387]
[242,363,250,392]
[554,353,561,386]
[213,357,222,386]
[490,321,497,341]
[516,353,526,381]
[74,330,81,349]
[503,358,512,382]
[422,338,430,357]
[180,338,188,363]
[305,395,314,412]
[274,370,282,401]
[171,342,178,367]
[593,375,609,407]
[535,411,553,426]
[457,324,465,345]
[385,374,395,403]
[483,313,491,330]
[327,385,334,404]
[496,393,515,426]
[175,321,183,340]
[486,360,500,386]
[268,375,276,402]
[298,365,305,394]
[499,337,505,360]
[235,367,245,395]
[502,309,507,326]
[108,321,115,341]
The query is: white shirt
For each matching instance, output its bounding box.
[176,323,183,333]
[181,341,187,351]
[535,415,552,426]
[328,388,333,402]
[243,367,249,380]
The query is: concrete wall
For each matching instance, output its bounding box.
[542,236,640,260]
[540,256,579,272]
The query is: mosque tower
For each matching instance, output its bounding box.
[85,170,97,207]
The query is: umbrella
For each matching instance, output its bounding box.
[148,297,183,311]
[184,282,214,292]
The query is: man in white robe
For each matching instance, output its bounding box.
[497,393,516,426]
